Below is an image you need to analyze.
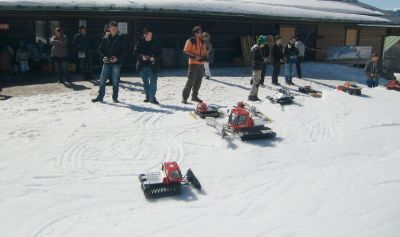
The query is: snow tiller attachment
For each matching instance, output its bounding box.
[266,89,295,104]
[337,82,362,95]
[138,162,201,199]
[193,102,224,119]
[206,102,276,141]
[298,85,322,98]
[386,80,400,91]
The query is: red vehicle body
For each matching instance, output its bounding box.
[161,161,183,185]
[228,106,255,130]
[387,80,400,91]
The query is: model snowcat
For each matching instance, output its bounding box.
[266,89,295,104]
[138,161,201,199]
[298,85,322,98]
[206,102,276,141]
[386,80,400,91]
[337,82,362,95]
[193,102,224,119]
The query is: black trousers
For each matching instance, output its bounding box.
[260,64,267,85]
[296,56,304,78]
[272,62,281,84]
[182,64,204,100]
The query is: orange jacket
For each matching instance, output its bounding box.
[183,36,207,65]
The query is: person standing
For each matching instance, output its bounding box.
[50,27,68,83]
[283,37,299,85]
[202,32,213,79]
[295,37,305,79]
[259,38,270,86]
[92,21,128,103]
[133,26,162,104]
[73,25,93,80]
[271,35,284,86]
[248,35,268,101]
[364,53,383,88]
[16,43,30,74]
[182,26,208,104]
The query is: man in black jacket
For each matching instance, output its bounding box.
[248,35,267,101]
[283,37,299,85]
[271,35,284,86]
[92,21,128,103]
[72,25,92,80]
[133,26,162,104]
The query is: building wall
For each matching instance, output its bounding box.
[315,24,346,61]
[358,27,386,56]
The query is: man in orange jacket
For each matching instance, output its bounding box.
[182,26,208,104]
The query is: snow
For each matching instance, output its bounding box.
[0,0,392,23]
[1,62,400,237]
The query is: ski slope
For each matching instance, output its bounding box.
[0,62,400,237]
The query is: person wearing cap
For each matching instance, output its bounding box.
[92,21,128,103]
[182,26,208,104]
[364,53,383,88]
[248,35,268,101]
[50,27,69,83]
[73,25,93,80]
[272,35,284,85]
[133,26,162,104]
[295,36,305,79]
[283,37,299,85]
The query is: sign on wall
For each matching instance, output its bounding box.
[118,22,128,34]
[327,46,372,61]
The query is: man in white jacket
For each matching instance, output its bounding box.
[295,37,305,79]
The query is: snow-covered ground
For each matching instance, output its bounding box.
[1,62,400,237]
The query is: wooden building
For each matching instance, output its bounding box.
[0,0,399,70]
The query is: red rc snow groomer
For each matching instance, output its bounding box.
[138,162,201,199]
[386,80,400,91]
[193,102,223,119]
[206,102,276,141]
[337,82,362,96]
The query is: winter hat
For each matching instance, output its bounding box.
[143,26,153,34]
[257,35,267,45]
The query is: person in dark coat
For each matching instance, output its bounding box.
[50,27,68,83]
[260,39,270,86]
[72,25,93,79]
[271,35,284,86]
[92,21,128,103]
[248,35,268,101]
[283,37,299,85]
[364,53,383,88]
[133,26,162,104]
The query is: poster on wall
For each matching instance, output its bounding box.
[118,22,128,34]
[327,46,372,61]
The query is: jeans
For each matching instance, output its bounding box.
[19,60,30,72]
[140,66,158,102]
[285,57,297,83]
[366,77,379,88]
[260,63,267,85]
[98,63,122,100]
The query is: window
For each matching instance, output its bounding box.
[345,29,359,46]
[280,26,296,45]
